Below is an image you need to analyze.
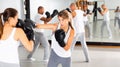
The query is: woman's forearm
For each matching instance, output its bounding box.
[36,24,54,30]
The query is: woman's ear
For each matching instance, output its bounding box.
[8,17,13,21]
[8,17,15,25]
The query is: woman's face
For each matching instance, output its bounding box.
[101,5,105,9]
[58,16,69,29]
[70,5,75,11]
[39,8,44,14]
[83,6,87,11]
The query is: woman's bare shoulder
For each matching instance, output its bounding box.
[15,28,24,33]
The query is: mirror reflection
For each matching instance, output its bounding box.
[29,0,120,43]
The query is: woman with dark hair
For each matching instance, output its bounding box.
[0,8,34,67]
[114,6,120,29]
[36,10,75,67]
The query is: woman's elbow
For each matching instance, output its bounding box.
[64,46,70,51]
[27,47,33,52]
[64,48,69,51]
[27,43,34,52]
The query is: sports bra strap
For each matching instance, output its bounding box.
[9,28,16,39]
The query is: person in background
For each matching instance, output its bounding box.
[70,3,90,62]
[83,5,92,39]
[98,4,112,39]
[114,6,120,30]
[27,6,58,62]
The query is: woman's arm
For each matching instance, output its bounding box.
[64,29,75,51]
[36,23,58,31]
[71,11,76,18]
[16,28,34,52]
[40,17,52,24]
[101,8,108,16]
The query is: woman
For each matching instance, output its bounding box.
[0,8,34,67]
[100,4,112,39]
[114,6,120,31]
[114,6,120,27]
[36,10,75,67]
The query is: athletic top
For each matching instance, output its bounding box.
[119,12,120,19]
[0,28,20,64]
[34,13,46,32]
[103,10,110,21]
[73,10,85,33]
[51,24,71,58]
[115,11,120,19]
[83,11,88,22]
[115,12,120,18]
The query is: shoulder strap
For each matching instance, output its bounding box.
[57,23,60,29]
[9,28,16,38]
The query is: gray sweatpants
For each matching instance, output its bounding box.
[119,19,120,29]
[71,32,90,62]
[114,17,120,29]
[114,17,119,26]
[101,21,112,37]
[0,62,20,67]
[84,21,92,38]
[27,32,50,60]
[47,49,71,67]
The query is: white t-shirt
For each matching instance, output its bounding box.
[119,12,120,19]
[115,12,120,18]
[73,10,85,33]
[51,24,71,58]
[116,12,120,19]
[103,11,110,21]
[83,11,88,22]
[34,13,46,32]
[0,28,20,64]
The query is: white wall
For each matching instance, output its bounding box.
[105,0,120,10]
[0,0,24,19]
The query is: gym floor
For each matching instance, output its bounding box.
[19,45,120,67]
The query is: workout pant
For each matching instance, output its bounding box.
[114,17,119,26]
[71,32,90,61]
[0,62,20,67]
[84,21,92,38]
[119,19,120,29]
[47,49,71,67]
[114,17,120,29]
[27,32,50,60]
[101,21,112,37]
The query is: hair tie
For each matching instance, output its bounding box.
[1,13,4,25]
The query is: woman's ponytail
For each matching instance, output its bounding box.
[68,12,74,30]
[68,21,73,29]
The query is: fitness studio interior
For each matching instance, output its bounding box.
[0,0,120,67]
